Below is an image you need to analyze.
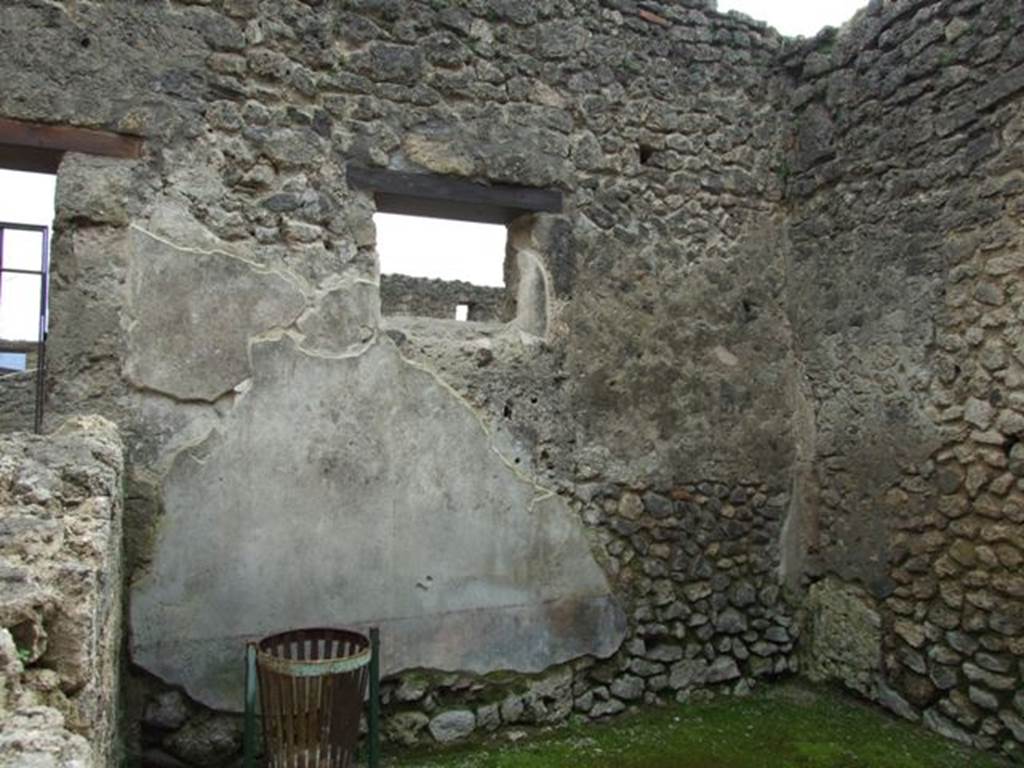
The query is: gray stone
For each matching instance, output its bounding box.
[946,631,979,656]
[750,641,777,657]
[629,658,664,677]
[968,686,1000,711]
[646,643,683,663]
[647,674,669,692]
[144,691,190,731]
[928,645,960,666]
[428,710,475,743]
[0,708,92,768]
[476,703,500,732]
[56,154,137,226]
[1010,443,1024,477]
[802,578,881,694]
[974,282,1004,307]
[975,653,1012,674]
[714,608,748,635]
[669,659,708,690]
[898,647,927,675]
[642,493,674,519]
[0,418,124,767]
[705,657,741,684]
[358,44,424,85]
[730,581,757,608]
[924,709,974,746]
[610,675,644,701]
[795,103,835,169]
[930,665,959,691]
[749,656,774,677]
[989,610,1024,636]
[936,466,964,494]
[573,691,594,713]
[394,676,429,703]
[764,626,790,644]
[685,583,712,601]
[500,695,524,725]
[1000,711,1024,743]
[878,682,919,722]
[491,0,537,25]
[589,698,626,718]
[964,663,1016,691]
[260,127,324,167]
[965,398,995,430]
[163,714,242,767]
[384,711,429,747]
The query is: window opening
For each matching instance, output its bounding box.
[0,169,55,433]
[349,166,562,337]
[375,213,510,323]
[717,0,867,37]
[0,352,26,371]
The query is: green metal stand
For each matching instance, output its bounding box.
[243,643,258,768]
[368,627,381,768]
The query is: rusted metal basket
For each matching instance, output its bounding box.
[253,628,372,768]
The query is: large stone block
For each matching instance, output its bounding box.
[801,577,882,698]
[0,416,124,767]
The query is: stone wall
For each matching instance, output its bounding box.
[0,341,40,434]
[0,372,36,434]
[786,0,1024,759]
[0,416,124,767]
[1,0,1022,764]
[380,273,508,321]
[0,0,799,762]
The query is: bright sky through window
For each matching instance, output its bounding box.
[0,170,55,342]
[374,213,507,288]
[717,0,867,37]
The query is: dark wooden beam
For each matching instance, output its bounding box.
[0,145,62,174]
[347,165,562,225]
[0,118,143,161]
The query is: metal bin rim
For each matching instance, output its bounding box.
[255,628,372,678]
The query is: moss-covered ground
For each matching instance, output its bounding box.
[387,683,1011,768]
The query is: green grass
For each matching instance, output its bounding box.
[387,683,1010,768]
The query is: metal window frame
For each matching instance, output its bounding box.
[0,221,50,433]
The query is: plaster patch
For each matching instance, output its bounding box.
[131,338,625,710]
[124,214,307,402]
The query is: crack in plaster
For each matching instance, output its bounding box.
[395,348,559,507]
[125,223,312,403]
[129,222,313,297]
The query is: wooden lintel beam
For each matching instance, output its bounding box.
[0,118,143,161]
[0,145,62,174]
[347,165,563,224]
